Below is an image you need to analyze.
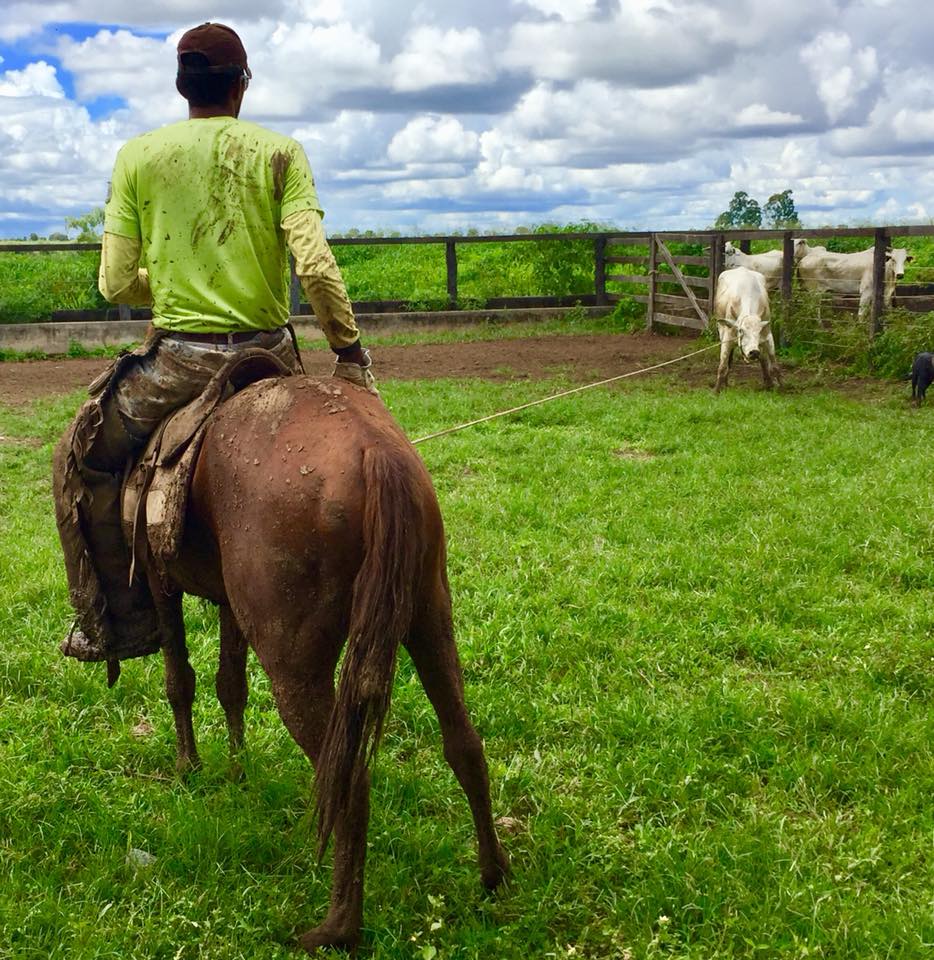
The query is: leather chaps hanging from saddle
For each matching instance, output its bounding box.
[54,332,297,682]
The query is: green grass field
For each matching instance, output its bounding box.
[0,226,602,324]
[1,362,933,958]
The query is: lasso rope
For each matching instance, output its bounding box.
[411,342,718,445]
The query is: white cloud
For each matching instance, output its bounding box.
[291,109,389,181]
[287,0,346,22]
[0,2,291,41]
[502,1,727,86]
[513,0,597,21]
[800,31,879,123]
[0,61,65,98]
[387,115,479,163]
[734,104,804,128]
[251,20,383,116]
[390,26,494,91]
[56,29,182,125]
[0,93,123,219]
[893,107,934,142]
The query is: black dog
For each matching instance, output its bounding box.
[911,352,934,405]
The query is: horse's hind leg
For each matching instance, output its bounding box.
[216,605,248,770]
[247,628,366,952]
[405,582,509,891]
[157,589,200,773]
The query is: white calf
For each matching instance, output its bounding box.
[714,266,782,393]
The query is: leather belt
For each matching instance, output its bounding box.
[165,328,285,346]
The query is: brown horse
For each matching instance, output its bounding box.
[144,374,508,952]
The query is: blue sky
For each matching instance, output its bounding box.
[2,1,933,238]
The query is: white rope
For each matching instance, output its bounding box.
[411,342,718,445]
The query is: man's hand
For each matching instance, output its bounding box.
[333,347,379,396]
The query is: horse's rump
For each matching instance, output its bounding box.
[182,374,438,852]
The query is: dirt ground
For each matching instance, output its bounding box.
[0,332,738,406]
[0,330,897,407]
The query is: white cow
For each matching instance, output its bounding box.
[714,266,782,393]
[795,242,912,316]
[723,240,808,292]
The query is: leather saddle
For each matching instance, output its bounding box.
[121,348,294,584]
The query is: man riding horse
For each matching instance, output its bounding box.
[54,22,378,666]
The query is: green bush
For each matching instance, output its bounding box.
[609,296,645,332]
[0,251,106,323]
[868,309,934,379]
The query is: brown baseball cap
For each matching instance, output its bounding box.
[177,22,249,75]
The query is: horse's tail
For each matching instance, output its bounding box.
[315,443,424,857]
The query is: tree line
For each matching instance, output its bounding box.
[714,189,801,229]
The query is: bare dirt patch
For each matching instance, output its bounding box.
[0,330,860,406]
[0,332,721,405]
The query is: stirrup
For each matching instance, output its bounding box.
[60,622,161,663]
[60,622,106,661]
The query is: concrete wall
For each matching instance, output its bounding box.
[0,306,612,355]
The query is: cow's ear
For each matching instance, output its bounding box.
[760,319,771,328]
[907,254,915,262]
[718,317,737,328]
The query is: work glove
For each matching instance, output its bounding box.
[332,348,379,396]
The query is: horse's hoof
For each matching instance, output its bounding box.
[297,922,360,955]
[175,755,201,777]
[481,847,510,891]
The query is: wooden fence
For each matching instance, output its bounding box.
[598,225,934,337]
[5,225,934,332]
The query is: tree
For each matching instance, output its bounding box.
[763,189,800,228]
[65,207,105,241]
[715,191,762,229]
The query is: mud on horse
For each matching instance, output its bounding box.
[144,373,509,952]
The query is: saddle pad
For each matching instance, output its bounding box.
[121,413,208,577]
[121,347,294,580]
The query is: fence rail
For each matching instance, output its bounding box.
[5,224,934,333]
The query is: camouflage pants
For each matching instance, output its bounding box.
[54,328,301,660]
[113,329,300,441]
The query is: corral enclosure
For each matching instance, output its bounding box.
[1,347,933,957]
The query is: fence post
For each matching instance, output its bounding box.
[739,238,752,254]
[289,254,301,317]
[781,232,794,304]
[446,241,458,310]
[781,231,794,347]
[594,237,607,306]
[871,227,887,337]
[646,233,656,331]
[708,233,723,322]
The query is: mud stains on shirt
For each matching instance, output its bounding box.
[271,151,291,203]
[104,117,323,334]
